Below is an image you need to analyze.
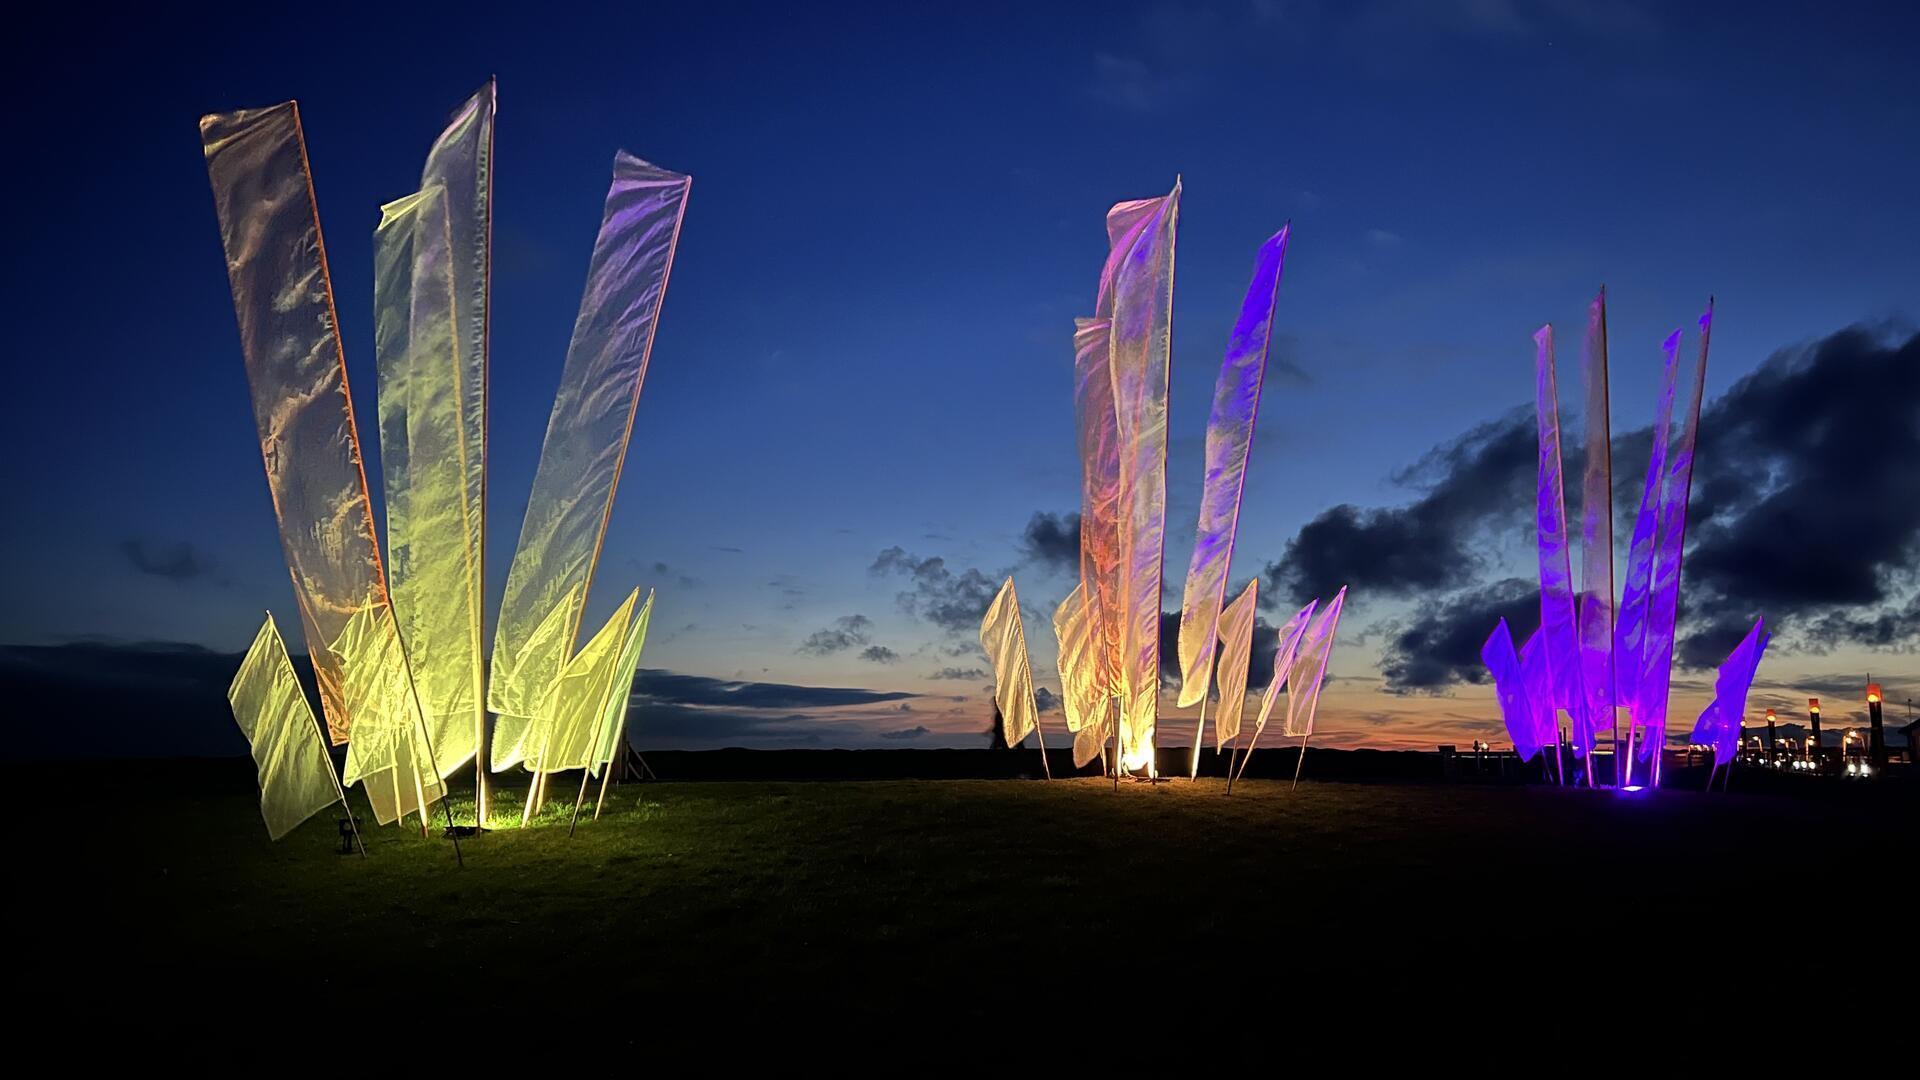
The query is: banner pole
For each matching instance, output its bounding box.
[1189,694,1208,780]
[1290,730,1310,790]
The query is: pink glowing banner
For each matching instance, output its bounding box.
[490,153,691,759]
[1688,617,1768,762]
[1532,326,1585,753]
[1073,316,1123,701]
[1249,599,1316,740]
[1280,586,1344,738]
[1482,619,1546,762]
[1100,183,1180,758]
[1637,303,1713,759]
[1575,290,1614,741]
[1175,225,1290,708]
[1613,330,1682,721]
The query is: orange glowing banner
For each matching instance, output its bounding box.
[489,153,691,768]
[202,101,389,747]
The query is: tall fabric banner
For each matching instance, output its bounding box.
[1575,290,1614,748]
[229,613,345,840]
[1250,600,1316,740]
[1482,619,1545,762]
[1073,318,1124,701]
[524,589,640,774]
[1282,587,1346,738]
[375,181,483,781]
[1613,330,1682,720]
[202,102,392,747]
[590,589,653,776]
[1175,226,1290,707]
[981,577,1039,748]
[1638,303,1713,759]
[1688,617,1768,762]
[1211,578,1260,747]
[490,153,691,767]
[1532,326,1585,755]
[1052,584,1103,736]
[1519,630,1556,761]
[1101,184,1180,764]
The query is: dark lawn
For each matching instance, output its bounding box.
[17,760,1908,1058]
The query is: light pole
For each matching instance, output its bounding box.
[1809,698,1821,769]
[1765,708,1778,766]
[1866,682,1886,769]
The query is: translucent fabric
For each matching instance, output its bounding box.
[1688,617,1768,761]
[334,598,446,826]
[490,583,583,770]
[201,102,389,746]
[1575,290,1614,741]
[1250,600,1316,739]
[1052,584,1102,734]
[490,153,691,723]
[1073,317,1124,697]
[1532,326,1584,748]
[1211,578,1259,747]
[1281,587,1346,738]
[229,614,344,840]
[980,577,1039,748]
[1176,226,1289,708]
[589,590,653,776]
[524,589,639,775]
[1101,184,1180,764]
[372,83,494,782]
[1519,630,1555,757]
[1072,712,1110,770]
[1482,619,1544,762]
[1638,304,1713,758]
[375,185,481,781]
[1613,331,1681,718]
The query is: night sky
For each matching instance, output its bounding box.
[2,2,1915,758]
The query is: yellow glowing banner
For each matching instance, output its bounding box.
[590,590,653,776]
[1211,578,1259,747]
[525,590,639,775]
[491,584,583,770]
[980,577,1039,748]
[490,153,692,734]
[372,83,494,782]
[202,101,390,746]
[1051,583,1103,735]
[1101,184,1180,766]
[334,598,447,826]
[229,613,345,840]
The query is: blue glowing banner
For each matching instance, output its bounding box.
[1483,619,1543,762]
[1688,617,1769,762]
[1176,225,1290,708]
[1637,303,1713,760]
[1532,326,1585,757]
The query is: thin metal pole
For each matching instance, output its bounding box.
[319,732,366,858]
[1225,732,1242,793]
[1189,694,1208,780]
[1111,699,1121,792]
[1034,714,1053,780]
[1290,731,1310,790]
[568,768,592,837]
[386,613,462,865]
[592,712,635,822]
[1234,721,1267,786]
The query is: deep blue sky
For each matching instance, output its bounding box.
[2,2,1914,752]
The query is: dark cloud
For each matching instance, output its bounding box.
[120,539,213,583]
[1677,324,1920,659]
[880,725,930,740]
[929,666,987,680]
[1019,511,1081,573]
[1155,608,1287,695]
[1265,407,1534,607]
[797,614,873,656]
[1377,578,1540,693]
[630,668,913,709]
[860,644,899,664]
[1034,687,1060,713]
[871,547,1001,633]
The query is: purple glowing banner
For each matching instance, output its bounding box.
[1175,225,1290,708]
[1100,183,1180,763]
[1688,617,1768,762]
[1482,619,1545,762]
[1575,290,1615,745]
[1613,330,1682,724]
[1532,326,1586,759]
[1637,302,1713,760]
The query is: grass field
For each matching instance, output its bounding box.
[20,760,1909,1057]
